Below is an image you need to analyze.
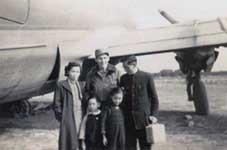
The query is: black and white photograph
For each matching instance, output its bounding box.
[0,0,227,150]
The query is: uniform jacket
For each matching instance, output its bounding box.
[84,64,120,107]
[53,80,82,150]
[120,70,159,130]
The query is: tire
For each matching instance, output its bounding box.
[193,79,209,115]
[10,99,31,117]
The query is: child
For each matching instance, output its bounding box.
[79,97,104,150]
[101,87,125,150]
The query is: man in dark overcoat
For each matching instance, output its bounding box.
[120,55,159,150]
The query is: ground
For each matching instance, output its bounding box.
[0,75,227,150]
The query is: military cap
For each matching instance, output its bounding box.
[95,48,109,58]
[121,55,137,64]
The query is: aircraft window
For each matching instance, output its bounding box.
[0,0,29,24]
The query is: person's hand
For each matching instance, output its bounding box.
[81,140,85,150]
[149,116,158,124]
[102,134,108,146]
[78,139,85,150]
[55,113,62,122]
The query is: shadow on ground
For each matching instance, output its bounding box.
[0,102,59,130]
[157,110,227,144]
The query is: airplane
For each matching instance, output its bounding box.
[1,0,227,116]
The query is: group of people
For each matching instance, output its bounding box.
[53,49,159,150]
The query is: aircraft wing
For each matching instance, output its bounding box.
[83,17,227,58]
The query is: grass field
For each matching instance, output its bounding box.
[153,76,227,150]
[0,75,227,150]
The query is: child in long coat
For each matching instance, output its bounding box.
[101,87,125,150]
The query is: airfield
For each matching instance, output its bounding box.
[0,75,227,150]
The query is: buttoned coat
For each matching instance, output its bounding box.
[120,70,159,130]
[53,80,82,150]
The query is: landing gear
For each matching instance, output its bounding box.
[186,71,209,115]
[175,48,218,116]
[192,78,209,115]
[9,99,31,118]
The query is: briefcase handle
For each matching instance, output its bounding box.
[148,116,158,124]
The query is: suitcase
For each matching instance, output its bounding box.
[146,123,166,144]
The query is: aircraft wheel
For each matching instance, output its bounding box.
[10,99,31,118]
[192,79,209,115]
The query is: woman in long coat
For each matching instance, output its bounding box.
[53,62,83,150]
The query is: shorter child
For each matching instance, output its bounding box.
[101,87,125,150]
[79,97,103,150]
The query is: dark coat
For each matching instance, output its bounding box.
[84,113,103,150]
[101,106,125,150]
[120,70,159,130]
[53,80,80,150]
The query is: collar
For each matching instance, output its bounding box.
[106,64,116,72]
[92,64,116,73]
[91,64,116,78]
[68,79,80,86]
[114,106,120,109]
[88,110,101,115]
[127,68,140,76]
[61,80,72,93]
[67,79,83,99]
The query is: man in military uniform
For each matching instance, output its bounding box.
[84,49,120,110]
[120,55,159,150]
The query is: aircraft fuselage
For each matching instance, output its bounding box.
[0,0,90,103]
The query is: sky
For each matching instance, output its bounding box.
[64,0,227,73]
[120,0,227,73]
[130,0,227,73]
[66,0,227,29]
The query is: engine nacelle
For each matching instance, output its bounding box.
[175,47,219,74]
